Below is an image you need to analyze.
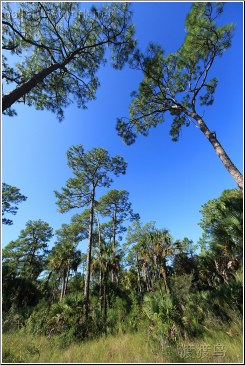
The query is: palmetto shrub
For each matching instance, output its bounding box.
[142,290,181,346]
[198,277,243,323]
[142,275,208,346]
[170,274,205,337]
[26,295,88,346]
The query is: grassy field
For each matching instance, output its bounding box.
[2,323,243,363]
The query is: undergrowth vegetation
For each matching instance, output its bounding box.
[2,189,243,363]
[2,320,243,363]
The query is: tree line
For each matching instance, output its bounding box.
[2,1,243,349]
[2,156,243,343]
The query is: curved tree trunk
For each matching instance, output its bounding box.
[185,110,243,190]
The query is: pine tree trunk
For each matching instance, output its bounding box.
[111,210,117,283]
[95,211,103,313]
[103,269,108,321]
[185,110,243,190]
[2,50,78,112]
[2,63,61,111]
[2,36,114,112]
[84,189,95,319]
[100,271,103,313]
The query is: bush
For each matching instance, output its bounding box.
[26,295,87,346]
[2,348,25,363]
[197,279,243,324]
[143,290,181,347]
[2,305,33,332]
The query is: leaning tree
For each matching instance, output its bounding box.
[116,3,243,189]
[2,2,135,119]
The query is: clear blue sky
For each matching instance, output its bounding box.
[2,2,243,252]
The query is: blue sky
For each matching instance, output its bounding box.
[2,2,243,252]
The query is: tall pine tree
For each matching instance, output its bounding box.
[55,145,127,317]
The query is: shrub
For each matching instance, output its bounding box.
[143,290,181,347]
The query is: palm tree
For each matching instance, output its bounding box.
[130,226,173,293]
[199,188,243,287]
[48,224,82,301]
[146,229,173,293]
[91,241,112,320]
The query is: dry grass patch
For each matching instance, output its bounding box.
[2,323,243,363]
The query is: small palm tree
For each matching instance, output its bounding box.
[48,225,82,301]
[134,227,173,292]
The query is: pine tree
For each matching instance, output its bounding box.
[2,183,27,225]
[2,2,135,119]
[3,219,53,280]
[116,3,242,189]
[55,145,127,317]
[98,189,139,282]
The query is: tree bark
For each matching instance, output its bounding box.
[136,254,142,293]
[2,63,63,111]
[95,211,103,313]
[161,259,170,294]
[103,269,108,321]
[84,188,95,319]
[185,110,243,190]
[60,268,67,301]
[111,209,117,283]
[60,267,70,301]
[2,33,125,112]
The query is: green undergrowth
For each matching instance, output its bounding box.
[2,320,243,363]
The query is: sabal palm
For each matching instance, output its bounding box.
[147,229,173,292]
[48,241,82,300]
[134,228,173,292]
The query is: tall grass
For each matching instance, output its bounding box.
[2,321,243,363]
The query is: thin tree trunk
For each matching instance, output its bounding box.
[64,265,70,298]
[112,210,117,252]
[95,211,103,313]
[84,188,95,319]
[185,110,243,190]
[144,264,151,291]
[103,269,108,321]
[136,254,142,293]
[111,210,117,283]
[100,270,103,312]
[161,259,170,294]
[60,268,67,301]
